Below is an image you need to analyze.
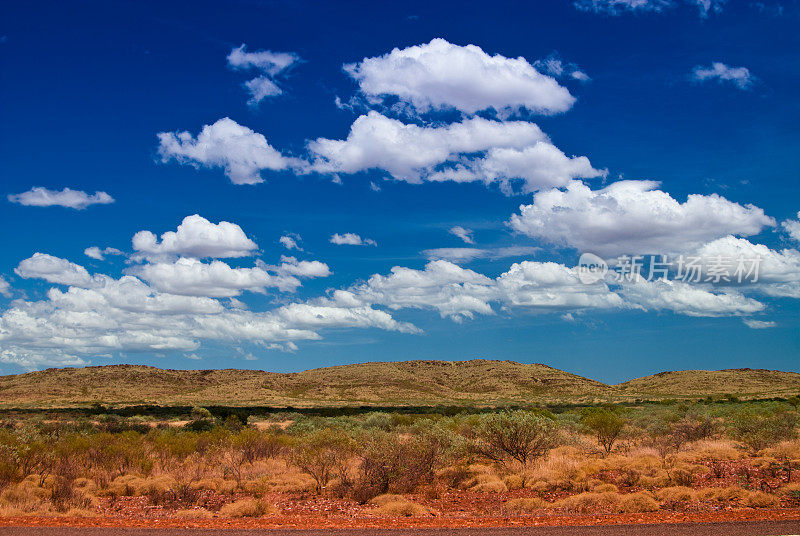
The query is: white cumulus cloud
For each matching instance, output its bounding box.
[157,117,300,185]
[132,214,258,261]
[344,38,575,115]
[509,180,775,257]
[330,233,376,246]
[309,112,603,194]
[15,253,95,287]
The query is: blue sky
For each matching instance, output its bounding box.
[0,0,798,382]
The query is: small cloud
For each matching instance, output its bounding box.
[369,181,382,192]
[692,62,754,90]
[743,319,777,329]
[227,44,300,106]
[279,234,302,251]
[227,297,248,310]
[186,353,202,360]
[84,246,124,261]
[449,226,475,244]
[330,233,377,246]
[8,187,115,210]
[781,212,800,244]
[423,246,538,263]
[0,276,11,298]
[534,53,591,83]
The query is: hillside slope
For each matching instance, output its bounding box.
[0,360,797,408]
[617,368,800,399]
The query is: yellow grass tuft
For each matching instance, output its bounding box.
[743,491,780,508]
[619,491,659,513]
[369,494,434,517]
[218,498,276,517]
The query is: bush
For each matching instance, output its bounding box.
[351,427,452,502]
[291,427,354,494]
[582,409,626,455]
[728,406,798,454]
[472,410,559,470]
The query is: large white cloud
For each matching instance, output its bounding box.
[15,253,95,287]
[509,180,774,257]
[309,112,602,193]
[129,258,290,297]
[132,214,258,261]
[344,39,575,115]
[157,118,300,185]
[342,260,497,321]
[0,266,405,369]
[693,236,800,298]
[618,276,764,317]
[497,261,624,310]
[8,187,114,209]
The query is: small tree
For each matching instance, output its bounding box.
[292,428,354,494]
[728,406,797,454]
[472,410,559,470]
[582,409,626,455]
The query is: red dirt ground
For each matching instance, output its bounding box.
[2,509,800,530]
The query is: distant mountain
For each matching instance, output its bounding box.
[0,360,797,408]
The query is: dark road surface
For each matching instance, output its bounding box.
[3,521,800,536]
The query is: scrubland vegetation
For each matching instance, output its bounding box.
[1,398,799,519]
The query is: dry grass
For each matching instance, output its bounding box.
[369,494,434,517]
[3,361,798,409]
[619,492,659,513]
[553,491,620,513]
[656,486,696,507]
[742,491,780,508]
[505,497,547,513]
[218,498,276,517]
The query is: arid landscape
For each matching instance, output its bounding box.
[1,361,799,529]
[2,360,800,408]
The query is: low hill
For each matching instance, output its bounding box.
[0,360,797,409]
[617,368,800,399]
